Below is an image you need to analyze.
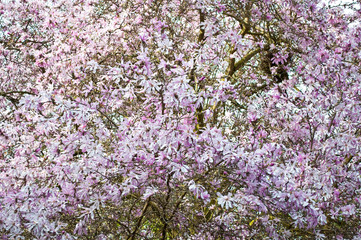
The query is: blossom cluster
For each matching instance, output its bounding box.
[0,0,361,239]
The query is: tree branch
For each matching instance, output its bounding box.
[127,198,151,240]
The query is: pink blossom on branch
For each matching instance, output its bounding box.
[0,0,361,239]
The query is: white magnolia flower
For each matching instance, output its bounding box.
[217,192,233,209]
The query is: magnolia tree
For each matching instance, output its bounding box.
[0,0,361,239]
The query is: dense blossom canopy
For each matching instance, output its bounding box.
[1,0,361,239]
